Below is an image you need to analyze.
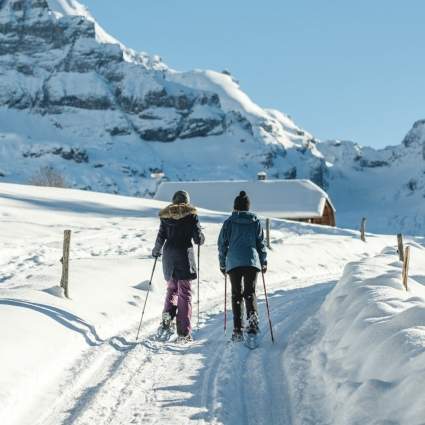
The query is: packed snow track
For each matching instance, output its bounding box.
[32,276,336,425]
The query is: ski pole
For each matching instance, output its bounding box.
[261,271,275,344]
[197,244,200,329]
[136,257,158,340]
[224,273,227,335]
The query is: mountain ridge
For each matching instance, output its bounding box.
[0,0,424,234]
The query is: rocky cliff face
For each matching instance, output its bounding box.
[0,0,328,196]
[0,0,424,234]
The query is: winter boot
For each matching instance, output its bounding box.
[157,312,175,340]
[231,329,243,342]
[161,312,173,329]
[247,313,259,335]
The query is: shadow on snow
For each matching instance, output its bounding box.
[0,298,137,352]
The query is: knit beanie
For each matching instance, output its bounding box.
[234,191,250,211]
[172,190,190,205]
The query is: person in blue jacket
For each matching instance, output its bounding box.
[217,191,267,341]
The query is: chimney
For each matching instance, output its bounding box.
[257,171,267,181]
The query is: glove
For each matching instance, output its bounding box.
[261,265,267,274]
[220,267,226,276]
[152,250,161,258]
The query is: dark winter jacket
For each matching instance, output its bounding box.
[152,204,205,281]
[218,211,267,272]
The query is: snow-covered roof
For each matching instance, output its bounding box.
[155,179,335,219]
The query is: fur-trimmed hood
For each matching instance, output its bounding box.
[159,203,198,220]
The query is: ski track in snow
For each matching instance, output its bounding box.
[32,275,336,425]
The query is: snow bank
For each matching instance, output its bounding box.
[286,246,425,425]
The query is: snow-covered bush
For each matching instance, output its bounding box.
[29,166,69,188]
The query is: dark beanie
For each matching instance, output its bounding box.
[234,191,250,211]
[172,190,190,205]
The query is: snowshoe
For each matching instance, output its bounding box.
[155,312,175,341]
[243,332,259,349]
[175,334,193,344]
[247,313,260,334]
[244,313,260,349]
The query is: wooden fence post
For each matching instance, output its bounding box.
[266,218,271,249]
[397,233,404,262]
[360,217,367,242]
[60,230,71,298]
[402,246,410,291]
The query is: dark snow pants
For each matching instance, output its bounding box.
[228,266,258,331]
[163,279,192,336]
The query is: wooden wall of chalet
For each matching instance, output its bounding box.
[311,200,336,226]
[287,200,336,227]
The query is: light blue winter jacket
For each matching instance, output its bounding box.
[218,211,267,272]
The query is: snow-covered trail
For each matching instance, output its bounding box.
[31,274,336,425]
[0,183,396,425]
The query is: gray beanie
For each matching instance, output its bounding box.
[172,190,190,205]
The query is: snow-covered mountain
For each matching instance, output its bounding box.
[0,0,326,193]
[0,0,424,234]
[321,122,425,234]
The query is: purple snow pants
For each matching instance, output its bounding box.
[163,279,192,336]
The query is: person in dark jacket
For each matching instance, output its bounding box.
[217,191,267,341]
[152,190,205,341]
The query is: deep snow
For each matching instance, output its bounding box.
[1,183,424,425]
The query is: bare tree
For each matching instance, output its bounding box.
[29,166,69,188]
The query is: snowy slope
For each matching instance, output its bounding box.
[0,181,407,425]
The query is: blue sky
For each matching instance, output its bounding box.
[83,0,425,148]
